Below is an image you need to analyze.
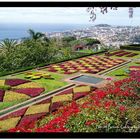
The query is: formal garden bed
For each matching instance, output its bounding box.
[2,71,140,133]
[42,55,126,75]
[0,85,96,131]
[0,49,140,133]
[0,78,45,110]
[105,50,140,59]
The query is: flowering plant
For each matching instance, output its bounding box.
[8,73,140,132]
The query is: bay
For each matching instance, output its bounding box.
[0,23,91,40]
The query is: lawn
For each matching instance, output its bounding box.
[0,71,68,111]
[0,100,23,111]
[77,49,95,53]
[106,61,140,80]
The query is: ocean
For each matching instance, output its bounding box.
[0,23,92,40]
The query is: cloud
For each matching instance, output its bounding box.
[0,7,89,23]
[0,7,139,25]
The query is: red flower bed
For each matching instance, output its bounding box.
[0,108,28,121]
[5,79,30,86]
[17,112,47,128]
[126,53,138,57]
[73,92,88,100]
[35,102,80,132]
[0,90,5,102]
[14,88,45,97]
[116,52,131,57]
[7,72,140,133]
[50,101,65,112]
[35,98,52,105]
[130,70,140,82]
[56,88,73,96]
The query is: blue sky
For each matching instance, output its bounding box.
[0,7,140,26]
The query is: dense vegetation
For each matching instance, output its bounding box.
[0,30,102,75]
[120,44,140,51]
[70,37,100,46]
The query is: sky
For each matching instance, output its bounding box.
[0,7,140,26]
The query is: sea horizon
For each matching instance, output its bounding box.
[0,23,93,40]
[0,23,139,41]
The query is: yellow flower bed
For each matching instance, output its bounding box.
[0,117,21,131]
[3,91,30,102]
[52,94,73,103]
[79,70,89,73]
[73,86,91,93]
[0,80,5,86]
[15,82,42,89]
[25,103,50,115]
[130,68,140,71]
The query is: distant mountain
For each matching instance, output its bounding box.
[95,24,111,27]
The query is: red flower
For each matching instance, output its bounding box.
[106,78,112,81]
[85,120,97,126]
[104,100,113,109]
[119,106,126,112]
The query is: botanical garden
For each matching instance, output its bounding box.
[0,29,140,133]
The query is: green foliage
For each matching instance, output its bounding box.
[0,30,61,73]
[0,29,105,76]
[62,36,76,43]
[28,29,46,41]
[83,38,100,45]
[70,38,100,46]
[0,85,11,90]
[120,44,140,51]
[0,39,18,53]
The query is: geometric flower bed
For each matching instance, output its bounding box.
[44,56,126,75]
[0,79,45,110]
[129,66,140,71]
[7,75,140,132]
[106,50,138,57]
[24,71,53,80]
[0,85,96,131]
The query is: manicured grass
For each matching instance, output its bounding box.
[11,71,68,93]
[77,49,95,53]
[0,100,23,110]
[106,61,140,80]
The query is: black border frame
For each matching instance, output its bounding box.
[0,1,139,7]
[0,1,140,138]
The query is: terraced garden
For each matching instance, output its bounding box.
[0,49,140,133]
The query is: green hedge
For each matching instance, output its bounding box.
[120,44,140,51]
[0,50,106,77]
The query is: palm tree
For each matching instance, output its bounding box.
[28,29,46,41]
[0,39,18,53]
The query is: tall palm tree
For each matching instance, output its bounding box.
[28,29,46,41]
[0,39,18,53]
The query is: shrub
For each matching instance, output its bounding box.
[120,45,140,51]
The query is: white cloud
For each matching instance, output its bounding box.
[0,7,139,25]
[0,7,90,24]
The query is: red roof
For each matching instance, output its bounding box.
[74,45,84,49]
